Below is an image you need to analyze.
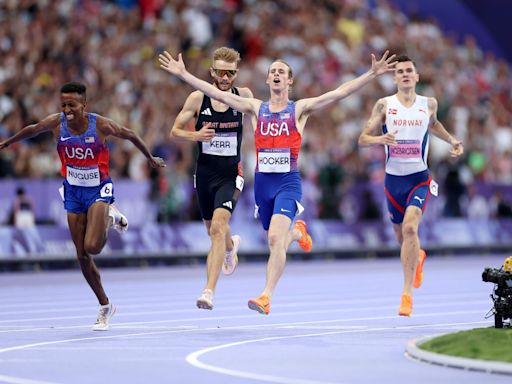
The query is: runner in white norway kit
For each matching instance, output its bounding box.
[359,54,464,316]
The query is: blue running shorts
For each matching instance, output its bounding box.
[60,178,115,214]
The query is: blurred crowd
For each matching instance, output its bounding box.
[0,0,510,222]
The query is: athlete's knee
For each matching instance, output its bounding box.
[401,222,418,238]
[209,220,228,240]
[84,238,104,256]
[267,232,286,250]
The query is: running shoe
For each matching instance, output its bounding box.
[398,294,413,317]
[196,289,214,310]
[223,235,240,275]
[413,249,427,289]
[109,204,128,233]
[248,294,270,315]
[92,302,116,331]
[294,220,312,252]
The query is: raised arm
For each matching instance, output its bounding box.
[297,51,396,119]
[427,98,464,157]
[0,114,60,150]
[159,52,259,116]
[98,116,166,168]
[358,98,398,147]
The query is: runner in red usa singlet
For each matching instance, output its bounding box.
[254,100,303,230]
[159,49,397,315]
[0,82,165,330]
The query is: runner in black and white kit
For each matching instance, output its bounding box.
[170,47,253,310]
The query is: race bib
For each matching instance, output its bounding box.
[389,140,422,162]
[235,175,244,191]
[258,148,290,173]
[202,132,237,156]
[66,166,101,187]
[430,179,439,196]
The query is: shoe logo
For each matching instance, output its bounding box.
[201,108,212,116]
[222,201,233,209]
[60,136,72,141]
[280,208,291,213]
[414,196,425,204]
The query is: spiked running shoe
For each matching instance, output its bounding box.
[109,204,128,233]
[196,289,214,310]
[92,302,116,331]
[294,220,312,252]
[223,235,240,275]
[398,294,413,317]
[248,294,270,315]
[414,249,427,289]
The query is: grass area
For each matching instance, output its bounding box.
[420,328,512,363]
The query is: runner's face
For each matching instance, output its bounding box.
[266,62,292,90]
[394,62,419,89]
[61,93,86,122]
[210,60,238,91]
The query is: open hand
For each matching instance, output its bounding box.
[371,50,397,76]
[158,52,186,77]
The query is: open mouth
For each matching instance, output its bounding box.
[66,113,74,120]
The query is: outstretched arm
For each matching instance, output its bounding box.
[428,98,464,157]
[98,117,166,168]
[358,98,398,146]
[0,114,60,150]
[159,52,259,116]
[297,51,396,119]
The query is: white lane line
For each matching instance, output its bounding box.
[0,314,490,384]
[0,374,60,384]
[0,307,488,334]
[0,298,490,325]
[186,320,490,384]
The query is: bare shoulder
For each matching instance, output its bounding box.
[45,113,63,125]
[373,97,387,114]
[94,114,120,134]
[237,86,254,98]
[427,97,438,110]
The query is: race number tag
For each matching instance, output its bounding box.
[235,175,244,191]
[389,140,422,162]
[202,132,237,156]
[100,182,113,197]
[429,179,439,196]
[258,148,290,173]
[66,166,100,187]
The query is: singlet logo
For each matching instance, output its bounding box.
[201,108,212,116]
[258,121,290,136]
[65,147,95,160]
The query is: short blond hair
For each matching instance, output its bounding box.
[212,47,241,64]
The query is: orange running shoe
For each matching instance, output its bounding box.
[294,220,313,252]
[398,294,413,317]
[248,294,270,315]
[413,249,427,289]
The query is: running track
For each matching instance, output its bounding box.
[0,254,509,384]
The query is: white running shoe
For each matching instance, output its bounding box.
[196,289,214,310]
[222,235,240,275]
[109,204,128,233]
[92,302,116,331]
